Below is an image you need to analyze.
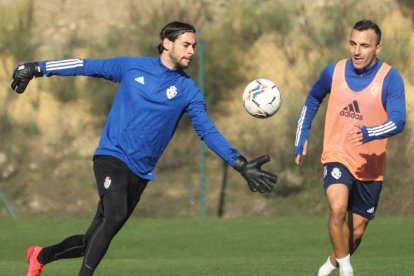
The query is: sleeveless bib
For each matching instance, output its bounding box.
[321,59,391,181]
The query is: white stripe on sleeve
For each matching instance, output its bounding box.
[367,121,397,137]
[45,59,84,71]
[295,105,307,146]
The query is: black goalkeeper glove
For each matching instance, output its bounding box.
[11,62,44,94]
[233,155,277,193]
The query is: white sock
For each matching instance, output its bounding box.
[336,254,353,273]
[317,256,337,276]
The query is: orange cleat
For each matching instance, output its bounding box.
[26,246,44,276]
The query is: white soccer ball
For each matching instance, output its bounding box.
[242,79,282,118]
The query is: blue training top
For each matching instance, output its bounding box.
[295,58,406,156]
[38,57,240,180]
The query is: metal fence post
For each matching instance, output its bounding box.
[0,187,17,219]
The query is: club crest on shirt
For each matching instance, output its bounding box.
[166,86,177,99]
[331,167,342,179]
[370,82,380,97]
[104,176,112,189]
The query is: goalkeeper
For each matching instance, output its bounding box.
[11,21,277,276]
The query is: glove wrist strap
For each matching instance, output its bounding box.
[232,155,247,172]
[34,63,44,77]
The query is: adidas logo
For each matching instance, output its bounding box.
[135,76,145,84]
[367,207,375,213]
[339,100,363,120]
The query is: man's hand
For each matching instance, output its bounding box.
[11,62,44,94]
[349,124,364,146]
[233,155,277,193]
[294,140,308,166]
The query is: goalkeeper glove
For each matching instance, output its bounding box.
[11,62,44,94]
[233,155,277,193]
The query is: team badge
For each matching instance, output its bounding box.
[166,86,177,99]
[104,176,112,189]
[331,167,342,180]
[370,82,380,97]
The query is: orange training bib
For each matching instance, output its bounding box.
[321,59,391,181]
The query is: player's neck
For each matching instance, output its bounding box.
[160,54,178,70]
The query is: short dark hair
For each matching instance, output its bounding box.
[353,20,381,45]
[157,21,196,53]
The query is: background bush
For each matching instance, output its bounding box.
[0,0,413,218]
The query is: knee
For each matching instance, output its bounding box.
[329,203,347,222]
[100,207,128,236]
[105,212,128,229]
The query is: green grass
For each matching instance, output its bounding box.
[0,217,413,275]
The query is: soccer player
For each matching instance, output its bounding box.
[11,21,277,276]
[294,20,406,276]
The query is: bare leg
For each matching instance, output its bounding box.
[326,184,350,259]
[348,212,370,254]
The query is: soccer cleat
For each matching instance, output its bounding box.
[315,272,333,276]
[315,264,336,275]
[340,271,354,276]
[26,246,44,276]
[315,265,336,275]
[315,256,337,276]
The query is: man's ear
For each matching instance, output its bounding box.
[162,38,171,51]
[375,43,382,56]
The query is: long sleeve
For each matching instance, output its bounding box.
[294,65,333,155]
[361,68,406,143]
[37,57,132,83]
[186,89,240,166]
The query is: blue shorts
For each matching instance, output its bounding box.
[323,162,382,220]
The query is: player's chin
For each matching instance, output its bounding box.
[180,59,192,69]
[351,58,365,69]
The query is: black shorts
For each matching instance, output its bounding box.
[323,162,382,220]
[93,155,148,198]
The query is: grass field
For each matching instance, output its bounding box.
[0,216,413,275]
